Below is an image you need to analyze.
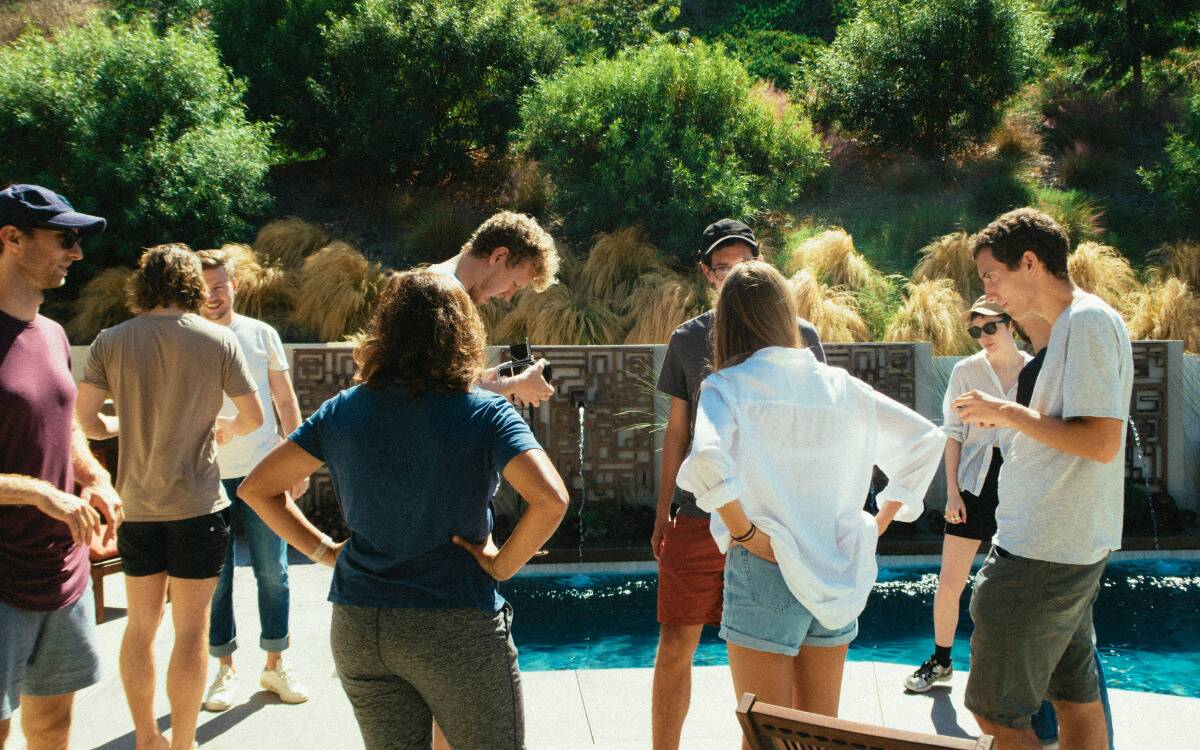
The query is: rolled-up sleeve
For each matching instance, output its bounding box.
[941,366,966,443]
[871,388,945,522]
[677,381,745,513]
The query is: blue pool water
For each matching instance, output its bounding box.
[499,558,1200,698]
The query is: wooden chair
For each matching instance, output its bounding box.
[88,531,122,624]
[737,693,994,750]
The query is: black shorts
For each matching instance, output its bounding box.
[945,449,1001,541]
[117,509,230,579]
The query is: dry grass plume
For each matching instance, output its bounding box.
[623,271,708,344]
[913,232,980,304]
[291,242,389,342]
[578,227,665,302]
[1125,277,1200,353]
[67,267,133,343]
[884,279,974,355]
[1154,241,1200,290]
[788,269,870,342]
[254,218,330,270]
[787,229,882,293]
[1068,241,1141,314]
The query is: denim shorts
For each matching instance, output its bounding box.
[1,581,102,720]
[720,546,857,656]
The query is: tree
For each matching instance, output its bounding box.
[808,0,1048,155]
[518,40,828,262]
[1044,0,1200,107]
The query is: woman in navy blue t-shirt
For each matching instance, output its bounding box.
[239,270,569,749]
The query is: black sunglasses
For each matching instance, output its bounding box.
[43,228,81,250]
[968,319,1008,338]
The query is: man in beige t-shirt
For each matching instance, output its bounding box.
[77,244,263,750]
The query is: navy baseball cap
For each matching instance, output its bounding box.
[700,219,758,261]
[0,184,106,235]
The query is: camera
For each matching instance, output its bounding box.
[497,339,553,382]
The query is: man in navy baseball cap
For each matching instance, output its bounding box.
[0,184,106,291]
[1,183,121,750]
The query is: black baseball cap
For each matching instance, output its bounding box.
[700,218,758,262]
[0,184,106,235]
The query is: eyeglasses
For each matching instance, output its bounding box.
[30,226,81,249]
[968,321,1007,338]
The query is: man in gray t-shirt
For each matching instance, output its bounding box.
[649,219,823,750]
[954,208,1132,750]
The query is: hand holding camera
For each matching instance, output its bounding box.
[496,340,554,408]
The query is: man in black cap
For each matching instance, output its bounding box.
[649,219,825,750]
[0,184,123,750]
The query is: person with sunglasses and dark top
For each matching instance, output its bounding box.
[1,184,123,750]
[903,296,1029,692]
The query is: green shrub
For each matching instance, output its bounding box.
[717,28,822,89]
[554,0,680,58]
[314,0,563,180]
[111,0,207,30]
[808,0,1048,155]
[0,19,272,273]
[1142,83,1200,222]
[206,0,356,155]
[517,40,828,262]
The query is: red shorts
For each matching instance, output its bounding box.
[657,515,724,626]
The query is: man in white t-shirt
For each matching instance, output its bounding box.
[196,248,310,711]
[953,208,1132,750]
[428,211,559,407]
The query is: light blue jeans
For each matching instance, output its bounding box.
[208,477,291,657]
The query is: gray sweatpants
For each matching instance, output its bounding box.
[331,603,524,750]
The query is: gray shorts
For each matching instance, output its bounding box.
[1,581,102,720]
[965,546,1107,728]
[331,603,524,750]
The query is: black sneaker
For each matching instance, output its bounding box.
[904,656,953,692]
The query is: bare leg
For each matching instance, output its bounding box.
[264,651,282,671]
[165,577,219,750]
[933,537,982,648]
[727,642,796,750]
[121,573,170,750]
[1051,700,1108,750]
[973,715,1043,750]
[19,693,74,750]
[651,624,705,750]
[791,645,849,717]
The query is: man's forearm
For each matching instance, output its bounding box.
[0,474,55,506]
[71,421,111,487]
[274,390,303,436]
[1004,405,1122,463]
[657,430,688,518]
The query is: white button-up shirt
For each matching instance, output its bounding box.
[676,346,944,629]
[942,350,1030,496]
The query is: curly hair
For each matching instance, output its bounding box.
[126,243,207,314]
[462,211,559,292]
[353,269,486,396]
[970,207,1070,279]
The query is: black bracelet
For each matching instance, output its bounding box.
[731,523,757,543]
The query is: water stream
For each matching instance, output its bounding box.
[1129,421,1160,550]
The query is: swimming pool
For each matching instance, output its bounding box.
[499,558,1200,698]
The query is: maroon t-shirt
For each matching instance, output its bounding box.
[0,310,88,611]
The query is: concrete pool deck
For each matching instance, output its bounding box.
[9,559,1197,749]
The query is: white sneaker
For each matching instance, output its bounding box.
[260,662,309,704]
[204,664,240,711]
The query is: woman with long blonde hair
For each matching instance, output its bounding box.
[676,261,944,732]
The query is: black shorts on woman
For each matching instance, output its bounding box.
[944,448,1002,541]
